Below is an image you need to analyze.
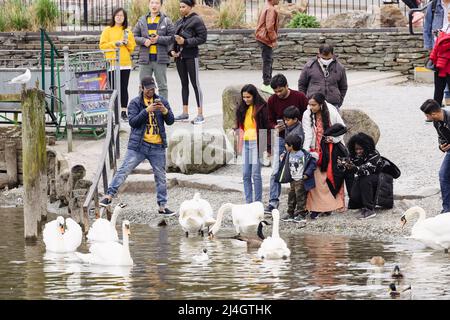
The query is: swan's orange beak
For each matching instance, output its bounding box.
[59,225,65,235]
[125,225,131,236]
[400,216,407,229]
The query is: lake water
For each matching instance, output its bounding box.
[1,207,450,300]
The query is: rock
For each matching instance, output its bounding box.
[321,11,376,28]
[167,129,235,174]
[276,1,308,28]
[370,256,385,266]
[341,109,380,145]
[222,85,271,132]
[381,5,407,27]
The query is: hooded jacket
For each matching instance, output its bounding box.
[255,4,279,48]
[170,12,207,59]
[430,31,450,77]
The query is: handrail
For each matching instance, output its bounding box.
[408,1,433,35]
[82,89,120,231]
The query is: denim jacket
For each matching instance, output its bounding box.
[424,0,445,50]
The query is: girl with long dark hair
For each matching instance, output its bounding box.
[235,84,270,203]
[100,7,136,121]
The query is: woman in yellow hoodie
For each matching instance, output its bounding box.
[100,8,136,121]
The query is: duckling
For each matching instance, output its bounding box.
[389,283,411,298]
[234,221,270,249]
[370,256,385,266]
[391,265,404,279]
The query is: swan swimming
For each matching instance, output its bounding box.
[43,216,82,253]
[87,203,127,242]
[257,209,291,260]
[178,193,216,237]
[209,202,265,237]
[75,220,133,266]
[401,206,450,252]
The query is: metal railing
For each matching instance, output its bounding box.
[82,88,120,231]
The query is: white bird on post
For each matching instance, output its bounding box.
[7,69,31,90]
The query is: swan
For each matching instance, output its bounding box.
[257,209,291,260]
[75,220,133,266]
[43,216,82,253]
[178,193,216,237]
[401,206,450,252]
[87,203,127,242]
[209,201,265,237]
[234,221,270,249]
[192,248,209,262]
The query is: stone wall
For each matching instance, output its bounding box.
[0,28,427,77]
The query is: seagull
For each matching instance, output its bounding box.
[7,69,31,84]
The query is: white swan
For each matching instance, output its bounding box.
[257,209,291,260]
[401,206,450,251]
[86,203,127,242]
[75,220,133,266]
[178,193,216,237]
[43,216,82,253]
[209,201,265,237]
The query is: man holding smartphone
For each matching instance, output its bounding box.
[420,99,450,213]
[100,76,176,216]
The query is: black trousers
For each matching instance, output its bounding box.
[176,57,203,108]
[108,69,131,109]
[348,174,379,210]
[258,41,273,86]
[401,0,419,9]
[434,72,450,107]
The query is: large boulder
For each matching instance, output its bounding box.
[321,11,376,28]
[381,5,407,27]
[167,129,235,174]
[341,109,380,145]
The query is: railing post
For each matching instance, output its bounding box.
[50,46,55,114]
[114,48,121,128]
[40,28,45,92]
[63,46,73,152]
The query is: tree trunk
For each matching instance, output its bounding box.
[22,89,47,241]
[5,141,18,188]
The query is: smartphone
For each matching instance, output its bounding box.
[154,98,162,104]
[277,119,284,126]
[150,34,157,38]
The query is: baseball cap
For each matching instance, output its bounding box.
[141,76,156,89]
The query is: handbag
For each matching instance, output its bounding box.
[275,153,292,183]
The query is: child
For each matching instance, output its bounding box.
[281,134,317,223]
[283,105,304,144]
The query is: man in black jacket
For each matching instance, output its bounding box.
[421,99,450,213]
[169,0,207,125]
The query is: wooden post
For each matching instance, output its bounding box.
[22,88,47,241]
[47,150,57,203]
[5,141,18,189]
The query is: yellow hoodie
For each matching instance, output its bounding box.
[99,26,136,67]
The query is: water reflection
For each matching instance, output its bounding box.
[2,207,450,299]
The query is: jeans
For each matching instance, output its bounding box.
[258,41,273,86]
[439,152,450,213]
[139,62,168,100]
[242,140,262,203]
[106,143,167,206]
[269,137,285,208]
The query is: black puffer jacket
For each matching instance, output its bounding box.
[170,12,207,59]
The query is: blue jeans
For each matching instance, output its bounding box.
[107,142,167,206]
[439,152,450,213]
[242,140,262,203]
[269,137,285,208]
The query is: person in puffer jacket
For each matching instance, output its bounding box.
[340,132,383,220]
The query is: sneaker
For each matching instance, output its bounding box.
[310,211,319,220]
[191,115,205,125]
[321,211,332,217]
[281,213,295,222]
[359,209,376,220]
[174,113,189,121]
[292,215,306,223]
[99,197,112,207]
[264,204,275,214]
[121,111,128,121]
[261,84,274,94]
[158,208,176,217]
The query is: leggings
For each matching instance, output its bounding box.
[108,69,131,109]
[434,72,450,107]
[176,57,203,108]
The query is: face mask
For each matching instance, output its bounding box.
[319,57,333,66]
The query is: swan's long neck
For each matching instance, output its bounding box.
[271,211,280,239]
[110,208,121,226]
[210,203,233,235]
[122,228,130,255]
[408,207,427,222]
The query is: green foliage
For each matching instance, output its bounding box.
[33,0,59,31]
[162,0,181,23]
[287,13,320,29]
[216,0,245,29]
[127,0,148,28]
[0,0,30,31]
[0,13,6,32]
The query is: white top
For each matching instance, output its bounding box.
[302,102,345,159]
[443,3,450,33]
